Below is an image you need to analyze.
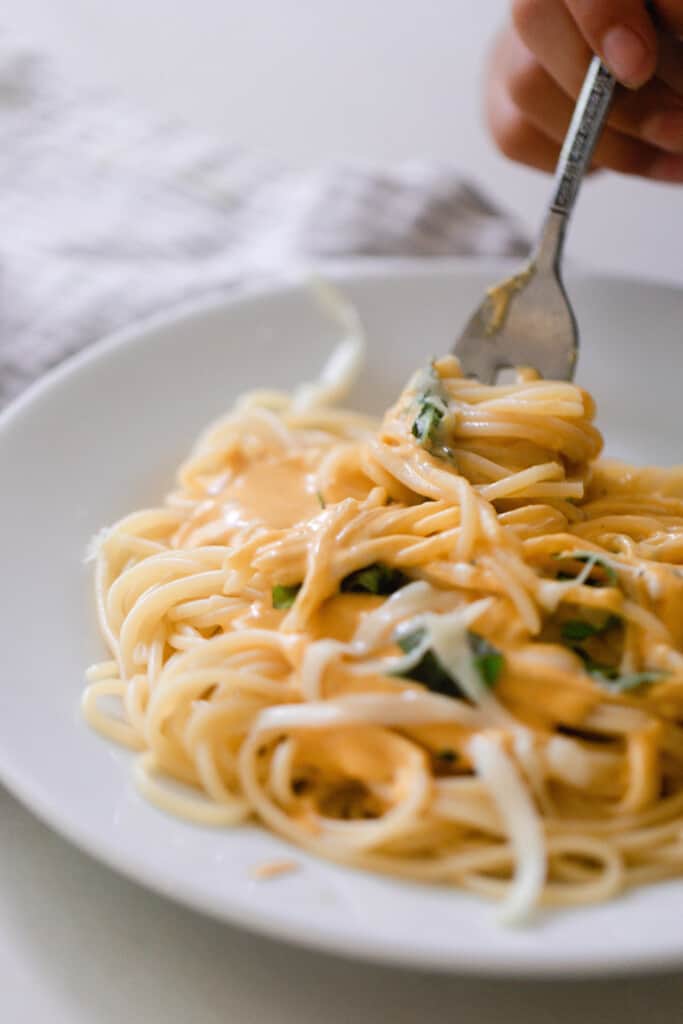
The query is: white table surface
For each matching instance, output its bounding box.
[3,791,682,1024]
[2,3,682,1020]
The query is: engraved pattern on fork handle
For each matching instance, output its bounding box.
[534,57,616,271]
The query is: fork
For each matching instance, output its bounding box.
[453,55,616,383]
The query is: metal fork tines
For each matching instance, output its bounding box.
[454,56,615,384]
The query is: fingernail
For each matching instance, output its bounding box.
[650,153,683,182]
[602,25,651,87]
[642,110,683,152]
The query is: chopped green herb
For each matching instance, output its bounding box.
[561,619,601,643]
[468,632,504,687]
[560,614,620,645]
[394,627,503,698]
[410,364,450,451]
[272,583,301,610]
[341,562,408,596]
[395,627,462,697]
[316,490,326,509]
[436,749,458,763]
[555,550,618,587]
[412,395,445,445]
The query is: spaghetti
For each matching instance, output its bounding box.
[84,307,683,921]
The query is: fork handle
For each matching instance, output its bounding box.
[534,56,616,271]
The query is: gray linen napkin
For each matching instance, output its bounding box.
[0,33,528,407]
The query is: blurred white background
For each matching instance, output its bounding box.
[4,0,682,285]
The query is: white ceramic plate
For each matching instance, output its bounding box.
[1,262,682,976]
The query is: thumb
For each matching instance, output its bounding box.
[565,0,658,87]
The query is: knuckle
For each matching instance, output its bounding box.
[506,52,547,112]
[490,106,530,161]
[620,148,656,177]
[593,136,650,176]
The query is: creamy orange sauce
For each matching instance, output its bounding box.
[501,645,600,726]
[485,263,535,334]
[221,454,320,529]
[308,593,385,643]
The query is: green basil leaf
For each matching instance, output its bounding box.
[410,365,449,450]
[468,632,504,687]
[394,627,503,696]
[412,397,444,445]
[560,614,621,645]
[341,562,408,596]
[561,619,602,643]
[272,583,301,610]
[394,626,460,697]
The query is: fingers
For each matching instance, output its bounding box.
[486,71,561,174]
[564,0,658,86]
[487,27,683,180]
[512,0,593,97]
[511,0,683,153]
[489,3,683,180]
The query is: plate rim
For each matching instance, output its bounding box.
[1,258,682,977]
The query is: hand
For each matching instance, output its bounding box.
[487,1,683,182]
